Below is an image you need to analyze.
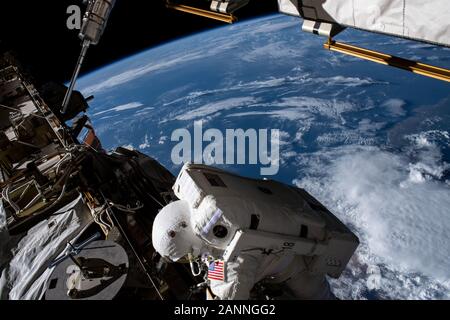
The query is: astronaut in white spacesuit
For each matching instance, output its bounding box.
[152,164,359,300]
[153,200,336,300]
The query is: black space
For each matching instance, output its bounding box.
[0,0,278,83]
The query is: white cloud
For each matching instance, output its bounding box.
[139,134,151,150]
[184,77,289,99]
[171,97,258,121]
[113,102,145,112]
[135,107,154,115]
[227,96,357,123]
[82,54,203,95]
[271,96,356,118]
[403,131,450,185]
[92,102,144,116]
[316,131,377,146]
[181,75,382,102]
[382,99,406,116]
[227,110,311,121]
[295,123,312,144]
[248,19,299,34]
[98,115,119,121]
[294,143,450,299]
[81,37,243,95]
[159,136,167,145]
[242,41,304,63]
[358,119,386,132]
[406,130,450,148]
[310,76,387,87]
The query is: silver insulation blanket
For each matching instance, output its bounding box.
[0,196,92,300]
[278,0,450,47]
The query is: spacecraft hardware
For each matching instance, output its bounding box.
[1,0,449,300]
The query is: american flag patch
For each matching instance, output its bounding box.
[208,260,225,282]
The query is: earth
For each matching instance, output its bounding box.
[77,14,450,300]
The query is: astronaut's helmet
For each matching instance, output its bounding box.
[152,200,204,262]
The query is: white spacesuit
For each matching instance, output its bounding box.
[152,164,359,300]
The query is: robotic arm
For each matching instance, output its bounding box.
[79,0,116,45]
[61,0,116,114]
